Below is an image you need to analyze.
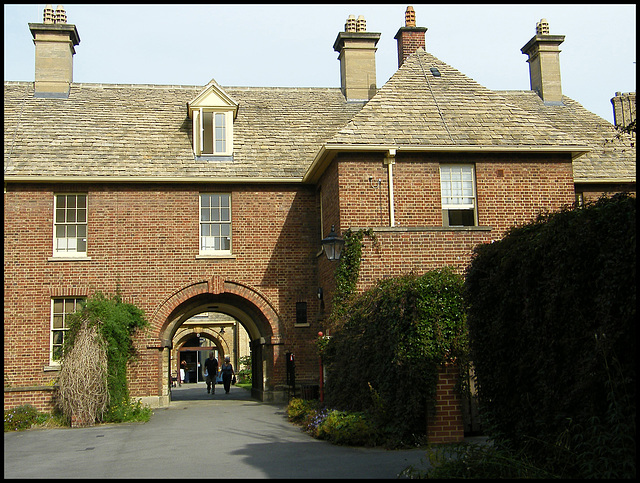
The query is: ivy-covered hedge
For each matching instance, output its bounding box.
[465,193,636,478]
[323,268,468,440]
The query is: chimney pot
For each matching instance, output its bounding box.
[345,15,356,32]
[536,18,549,35]
[405,6,416,27]
[356,15,366,32]
[55,5,67,24]
[43,5,54,23]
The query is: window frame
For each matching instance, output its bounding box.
[199,193,232,256]
[52,193,88,257]
[50,297,85,365]
[193,108,233,156]
[439,164,478,227]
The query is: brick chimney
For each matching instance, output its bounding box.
[333,14,381,101]
[611,92,636,131]
[394,6,427,68]
[28,5,80,98]
[520,19,565,104]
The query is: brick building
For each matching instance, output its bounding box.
[4,5,635,425]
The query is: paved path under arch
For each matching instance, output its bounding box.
[4,384,432,478]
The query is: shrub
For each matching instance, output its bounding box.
[56,320,109,426]
[58,290,149,425]
[237,355,252,384]
[465,193,636,478]
[316,410,378,446]
[400,442,555,479]
[286,397,320,425]
[103,398,152,424]
[324,268,468,439]
[286,398,380,447]
[4,404,39,432]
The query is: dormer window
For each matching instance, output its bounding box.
[194,109,232,156]
[188,79,238,158]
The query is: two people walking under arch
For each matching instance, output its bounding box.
[204,352,235,395]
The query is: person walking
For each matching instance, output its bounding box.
[204,352,218,395]
[220,356,236,394]
[180,359,188,384]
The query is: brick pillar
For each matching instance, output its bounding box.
[427,364,464,443]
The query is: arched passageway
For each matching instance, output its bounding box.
[152,278,281,404]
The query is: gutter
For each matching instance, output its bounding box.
[3,176,304,184]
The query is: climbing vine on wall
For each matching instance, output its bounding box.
[330,228,377,323]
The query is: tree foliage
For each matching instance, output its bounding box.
[323,268,468,439]
[464,193,636,478]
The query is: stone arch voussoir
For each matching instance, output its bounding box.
[153,275,280,343]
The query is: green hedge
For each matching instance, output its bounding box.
[323,268,468,440]
[465,193,636,478]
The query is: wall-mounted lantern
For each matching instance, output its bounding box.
[321,225,345,261]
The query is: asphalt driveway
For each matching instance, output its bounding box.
[4,384,431,478]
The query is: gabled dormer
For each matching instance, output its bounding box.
[188,79,239,158]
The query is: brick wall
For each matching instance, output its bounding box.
[322,151,575,289]
[4,149,576,412]
[3,182,323,406]
[4,387,57,413]
[427,364,465,443]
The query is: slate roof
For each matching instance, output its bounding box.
[497,90,636,183]
[3,82,364,180]
[327,49,582,149]
[4,48,634,184]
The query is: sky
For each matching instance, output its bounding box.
[4,4,636,124]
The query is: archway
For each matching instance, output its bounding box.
[152,277,281,403]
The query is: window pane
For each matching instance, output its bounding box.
[77,208,87,223]
[441,165,475,209]
[63,299,76,314]
[296,302,308,325]
[52,345,63,361]
[201,208,210,222]
[53,299,63,313]
[53,331,64,345]
[215,113,226,153]
[448,209,475,226]
[55,208,66,223]
[52,315,64,329]
[203,111,214,154]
